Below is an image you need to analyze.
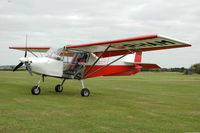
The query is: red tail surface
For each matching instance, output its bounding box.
[133,52,142,74]
[134,52,142,63]
[85,52,159,78]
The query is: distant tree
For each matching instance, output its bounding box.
[141,67,187,72]
[191,63,200,74]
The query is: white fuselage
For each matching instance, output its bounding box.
[27,57,63,77]
[21,54,134,78]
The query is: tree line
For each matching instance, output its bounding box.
[142,63,200,75]
[0,63,200,74]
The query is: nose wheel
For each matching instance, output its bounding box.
[31,75,44,95]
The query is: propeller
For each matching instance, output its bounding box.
[13,62,23,72]
[25,62,32,76]
[13,35,32,76]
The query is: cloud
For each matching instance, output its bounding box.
[0,0,199,67]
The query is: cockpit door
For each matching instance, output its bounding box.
[63,52,89,78]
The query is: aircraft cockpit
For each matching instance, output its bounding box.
[62,51,90,79]
[45,48,64,61]
[46,48,90,78]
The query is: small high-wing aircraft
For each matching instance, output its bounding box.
[9,35,191,97]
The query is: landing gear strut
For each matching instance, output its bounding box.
[31,77,90,97]
[55,79,66,92]
[31,75,44,95]
[80,80,90,97]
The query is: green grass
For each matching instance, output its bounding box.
[0,71,200,133]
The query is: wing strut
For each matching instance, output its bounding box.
[83,44,111,77]
[27,50,38,57]
[84,50,133,79]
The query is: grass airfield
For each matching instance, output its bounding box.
[0,71,200,133]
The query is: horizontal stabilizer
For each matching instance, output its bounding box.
[126,62,161,69]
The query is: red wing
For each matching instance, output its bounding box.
[66,35,191,57]
[9,46,51,52]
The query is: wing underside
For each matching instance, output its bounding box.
[66,35,191,57]
[9,35,191,56]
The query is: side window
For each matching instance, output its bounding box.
[63,56,73,63]
[76,53,89,63]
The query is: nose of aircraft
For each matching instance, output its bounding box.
[19,57,28,63]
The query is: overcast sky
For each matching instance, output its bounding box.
[0,0,199,68]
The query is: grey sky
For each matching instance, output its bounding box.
[0,0,199,68]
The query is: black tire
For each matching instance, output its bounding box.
[55,84,63,92]
[31,86,41,95]
[81,88,90,97]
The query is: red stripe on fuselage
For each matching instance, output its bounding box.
[84,65,140,78]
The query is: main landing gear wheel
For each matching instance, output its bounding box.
[55,84,63,92]
[81,88,90,97]
[31,86,41,95]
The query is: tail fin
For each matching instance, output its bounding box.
[134,52,142,73]
[134,52,142,63]
[123,52,160,75]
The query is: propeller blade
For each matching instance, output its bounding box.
[13,62,23,72]
[25,62,32,76]
[24,35,28,57]
[24,50,27,57]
